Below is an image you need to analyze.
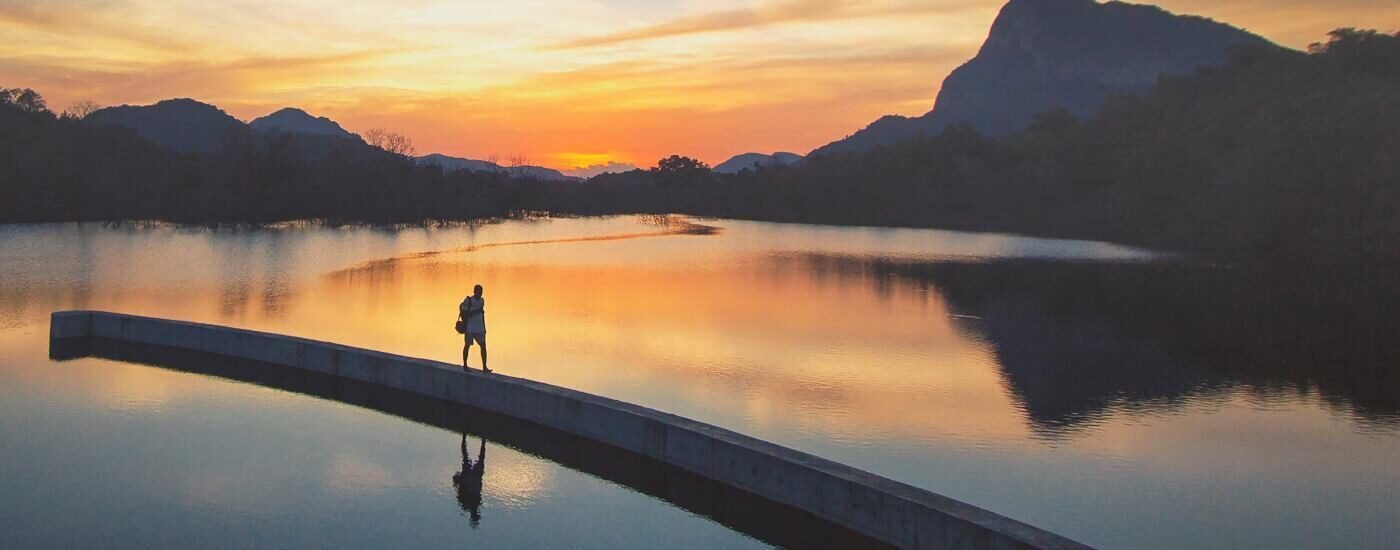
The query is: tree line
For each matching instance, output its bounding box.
[519,29,1400,269]
[2,29,1397,269]
[0,93,516,224]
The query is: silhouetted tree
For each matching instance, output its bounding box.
[652,155,711,187]
[3,28,1399,273]
[1309,28,1400,75]
[515,29,1400,270]
[61,100,102,120]
[364,127,416,157]
[506,154,532,177]
[1,88,49,114]
[385,133,416,157]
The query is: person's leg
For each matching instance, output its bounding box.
[474,332,489,372]
[462,334,472,369]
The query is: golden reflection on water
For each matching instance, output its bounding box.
[1,218,1045,446]
[322,255,1030,444]
[5,217,1400,549]
[1,217,1388,453]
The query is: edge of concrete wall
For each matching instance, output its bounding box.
[50,310,1091,550]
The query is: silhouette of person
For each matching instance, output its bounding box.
[452,434,486,528]
[459,284,489,372]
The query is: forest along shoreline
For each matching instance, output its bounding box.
[2,31,1397,275]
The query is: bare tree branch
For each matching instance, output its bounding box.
[61,100,102,120]
[364,128,415,157]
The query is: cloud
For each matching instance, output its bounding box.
[494,44,967,111]
[564,161,640,178]
[220,42,969,167]
[548,0,1399,52]
[0,0,199,52]
[547,0,975,49]
[0,49,391,109]
[0,0,124,31]
[9,0,1384,171]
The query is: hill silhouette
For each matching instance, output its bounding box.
[813,0,1273,155]
[0,91,513,223]
[74,99,571,184]
[713,152,802,174]
[415,154,580,182]
[416,153,501,173]
[250,108,358,140]
[87,98,246,154]
[1,28,1396,272]
[516,29,1400,269]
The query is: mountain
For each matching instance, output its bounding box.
[250,107,357,139]
[812,0,1273,155]
[713,152,802,174]
[415,154,581,182]
[509,165,582,182]
[87,98,246,154]
[416,153,502,173]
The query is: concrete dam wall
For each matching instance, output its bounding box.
[50,310,1090,550]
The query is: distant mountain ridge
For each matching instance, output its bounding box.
[250,108,357,140]
[713,152,802,174]
[87,98,246,154]
[416,153,500,173]
[80,99,579,180]
[415,154,580,182]
[812,0,1274,155]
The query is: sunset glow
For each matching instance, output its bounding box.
[1,0,1395,169]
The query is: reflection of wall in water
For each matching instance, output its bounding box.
[57,338,890,549]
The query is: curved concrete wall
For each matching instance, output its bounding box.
[50,310,1090,550]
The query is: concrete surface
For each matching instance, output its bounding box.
[50,310,1091,550]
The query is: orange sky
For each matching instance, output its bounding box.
[1,0,1396,171]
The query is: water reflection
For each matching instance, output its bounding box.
[454,435,486,527]
[780,254,1400,437]
[52,338,888,548]
[9,219,1395,441]
[7,217,1399,549]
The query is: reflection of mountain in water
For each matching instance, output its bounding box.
[781,255,1400,436]
[972,293,1227,437]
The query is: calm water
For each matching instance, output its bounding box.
[1,216,1396,549]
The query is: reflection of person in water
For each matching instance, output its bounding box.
[453,434,486,527]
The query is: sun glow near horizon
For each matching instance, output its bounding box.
[1,0,1394,169]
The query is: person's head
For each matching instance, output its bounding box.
[473,284,483,297]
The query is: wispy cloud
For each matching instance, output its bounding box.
[547,0,975,49]
[0,0,201,52]
[268,43,969,167]
[0,50,391,110]
[2,0,1390,169]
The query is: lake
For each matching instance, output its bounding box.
[1,216,1395,549]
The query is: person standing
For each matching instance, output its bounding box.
[459,284,489,372]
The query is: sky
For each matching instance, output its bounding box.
[1,0,1396,173]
